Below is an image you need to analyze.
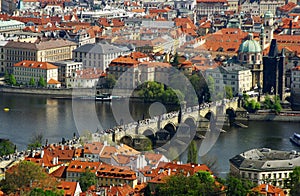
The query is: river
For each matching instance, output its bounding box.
[1,93,300,178]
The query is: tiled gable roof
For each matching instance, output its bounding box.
[57,181,79,196]
[14,60,58,70]
[67,160,101,173]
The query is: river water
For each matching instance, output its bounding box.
[1,93,300,177]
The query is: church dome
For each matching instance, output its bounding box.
[238,33,262,53]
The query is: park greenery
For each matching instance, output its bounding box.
[263,94,282,113]
[243,93,261,113]
[138,81,184,105]
[0,139,15,156]
[155,171,223,196]
[0,161,61,195]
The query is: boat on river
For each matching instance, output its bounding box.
[290,132,300,146]
[95,93,112,101]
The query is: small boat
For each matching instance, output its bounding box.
[290,133,300,146]
[3,107,9,112]
[293,132,300,140]
[95,93,112,101]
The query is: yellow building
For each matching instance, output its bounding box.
[2,38,77,73]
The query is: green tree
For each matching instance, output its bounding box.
[0,139,15,156]
[225,175,255,196]
[225,86,233,99]
[187,140,198,163]
[27,132,43,150]
[103,74,116,89]
[9,74,17,86]
[188,74,209,104]
[171,52,180,67]
[263,94,273,109]
[29,77,36,86]
[79,169,97,192]
[207,76,215,101]
[158,171,222,196]
[38,77,46,87]
[289,166,300,196]
[29,188,64,196]
[273,95,282,113]
[0,161,59,194]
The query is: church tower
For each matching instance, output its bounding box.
[263,11,274,47]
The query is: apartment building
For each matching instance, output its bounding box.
[52,60,83,87]
[230,148,300,187]
[1,38,77,73]
[13,60,58,85]
[73,42,128,71]
[205,64,252,95]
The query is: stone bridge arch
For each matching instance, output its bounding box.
[163,122,177,138]
[143,128,156,143]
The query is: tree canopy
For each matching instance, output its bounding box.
[79,169,97,192]
[29,77,36,86]
[289,166,300,196]
[0,161,59,195]
[138,81,183,105]
[27,132,43,150]
[225,175,255,196]
[38,77,46,87]
[0,139,15,156]
[9,74,17,86]
[156,171,223,196]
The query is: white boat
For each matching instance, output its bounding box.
[290,133,300,146]
[95,93,112,101]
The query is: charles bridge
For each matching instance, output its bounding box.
[102,98,244,148]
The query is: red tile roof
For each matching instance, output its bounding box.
[278,2,297,13]
[47,78,61,84]
[96,164,136,180]
[252,184,286,196]
[57,181,79,196]
[14,60,58,70]
[67,160,101,173]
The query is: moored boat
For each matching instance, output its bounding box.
[95,93,112,101]
[290,132,300,146]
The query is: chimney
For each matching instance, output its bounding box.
[61,145,64,150]
[168,168,171,176]
[266,184,268,192]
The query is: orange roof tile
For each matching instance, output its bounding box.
[252,184,286,196]
[67,160,101,173]
[57,181,78,196]
[47,78,61,84]
[14,60,58,70]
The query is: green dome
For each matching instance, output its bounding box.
[238,34,262,53]
[264,11,274,19]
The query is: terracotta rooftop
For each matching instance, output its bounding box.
[67,160,102,173]
[251,184,286,196]
[57,181,78,196]
[14,60,58,70]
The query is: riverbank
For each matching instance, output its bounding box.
[0,86,141,97]
[248,113,300,122]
